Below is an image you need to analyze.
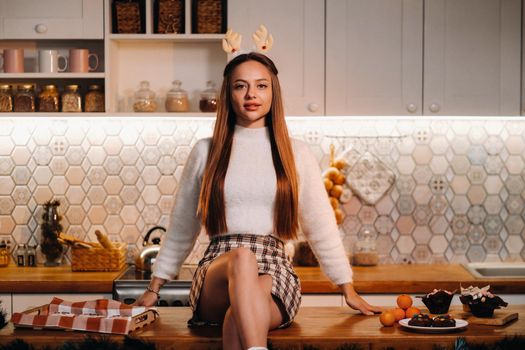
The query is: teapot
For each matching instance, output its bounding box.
[135,225,166,272]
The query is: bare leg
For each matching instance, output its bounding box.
[197,247,285,349]
[223,307,242,350]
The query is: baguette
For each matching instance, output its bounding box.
[95,230,114,249]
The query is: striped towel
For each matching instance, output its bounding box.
[11,297,157,334]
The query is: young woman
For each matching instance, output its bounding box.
[136,52,381,350]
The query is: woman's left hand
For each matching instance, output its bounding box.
[340,283,382,316]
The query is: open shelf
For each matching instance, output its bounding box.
[108,33,223,42]
[0,73,106,79]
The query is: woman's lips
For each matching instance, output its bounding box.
[244,103,261,111]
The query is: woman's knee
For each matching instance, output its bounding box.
[227,247,258,277]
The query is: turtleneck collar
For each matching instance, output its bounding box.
[234,124,270,141]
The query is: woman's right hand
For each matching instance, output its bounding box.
[134,290,159,307]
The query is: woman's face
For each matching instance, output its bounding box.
[230,60,273,128]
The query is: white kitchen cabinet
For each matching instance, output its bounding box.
[0,0,103,39]
[0,293,12,317]
[12,293,112,313]
[228,0,325,116]
[327,0,521,116]
[326,0,423,116]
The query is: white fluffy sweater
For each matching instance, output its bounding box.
[152,125,353,285]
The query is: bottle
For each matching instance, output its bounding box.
[16,243,26,266]
[26,244,36,267]
[85,84,105,112]
[199,80,217,112]
[133,80,157,112]
[38,84,60,112]
[352,228,379,266]
[14,84,36,112]
[165,80,189,112]
[61,85,82,112]
[0,240,9,267]
[0,84,13,112]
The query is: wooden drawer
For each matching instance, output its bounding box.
[0,0,103,39]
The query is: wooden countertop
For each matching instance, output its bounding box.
[0,265,123,293]
[298,264,525,294]
[1,306,523,349]
[1,264,524,294]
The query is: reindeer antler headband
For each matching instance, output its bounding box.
[222,25,274,58]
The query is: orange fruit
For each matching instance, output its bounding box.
[379,310,396,327]
[391,307,406,321]
[405,307,421,319]
[396,294,413,310]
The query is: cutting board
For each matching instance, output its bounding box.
[451,310,519,326]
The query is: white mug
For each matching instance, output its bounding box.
[38,50,68,73]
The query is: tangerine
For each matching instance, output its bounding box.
[405,306,421,318]
[379,310,396,327]
[391,307,406,321]
[396,294,413,310]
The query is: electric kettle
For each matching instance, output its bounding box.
[135,225,166,272]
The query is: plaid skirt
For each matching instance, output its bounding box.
[188,234,301,328]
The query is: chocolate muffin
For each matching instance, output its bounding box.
[408,313,432,327]
[460,285,508,317]
[420,289,455,314]
[432,314,456,327]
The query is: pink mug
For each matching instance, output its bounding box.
[0,48,24,73]
[69,48,99,73]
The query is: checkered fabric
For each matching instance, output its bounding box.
[188,234,301,328]
[11,297,157,334]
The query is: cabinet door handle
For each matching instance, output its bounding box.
[35,24,48,34]
[406,103,417,113]
[308,103,319,112]
[429,103,440,113]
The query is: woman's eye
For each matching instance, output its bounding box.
[257,84,268,89]
[234,84,246,90]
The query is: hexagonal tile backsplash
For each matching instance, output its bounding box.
[0,117,524,265]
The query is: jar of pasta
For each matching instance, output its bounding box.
[85,84,105,112]
[0,84,13,112]
[133,80,157,112]
[61,85,82,112]
[165,80,189,112]
[14,84,36,112]
[38,84,60,112]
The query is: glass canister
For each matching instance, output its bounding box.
[85,84,105,112]
[14,84,36,112]
[165,80,189,112]
[133,80,157,112]
[352,227,379,266]
[61,85,82,112]
[38,84,60,112]
[0,84,13,112]
[199,80,217,112]
[0,240,9,267]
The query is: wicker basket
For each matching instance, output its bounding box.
[155,0,185,34]
[192,0,226,34]
[113,0,144,34]
[71,242,127,272]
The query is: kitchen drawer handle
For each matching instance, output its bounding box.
[429,103,440,113]
[35,24,48,34]
[406,103,417,113]
[308,103,319,113]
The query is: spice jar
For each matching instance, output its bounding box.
[38,84,60,112]
[61,84,82,112]
[352,228,378,266]
[14,84,36,112]
[16,243,26,266]
[26,244,36,267]
[0,84,13,112]
[85,84,105,112]
[133,80,157,112]
[165,80,189,112]
[199,80,217,112]
[0,240,9,267]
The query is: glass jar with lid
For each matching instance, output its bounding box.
[14,84,36,112]
[0,84,13,112]
[0,240,9,267]
[199,80,217,112]
[165,80,189,112]
[85,84,105,112]
[352,227,378,266]
[61,85,82,112]
[133,80,157,112]
[38,84,60,112]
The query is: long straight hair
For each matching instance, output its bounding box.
[198,52,299,240]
